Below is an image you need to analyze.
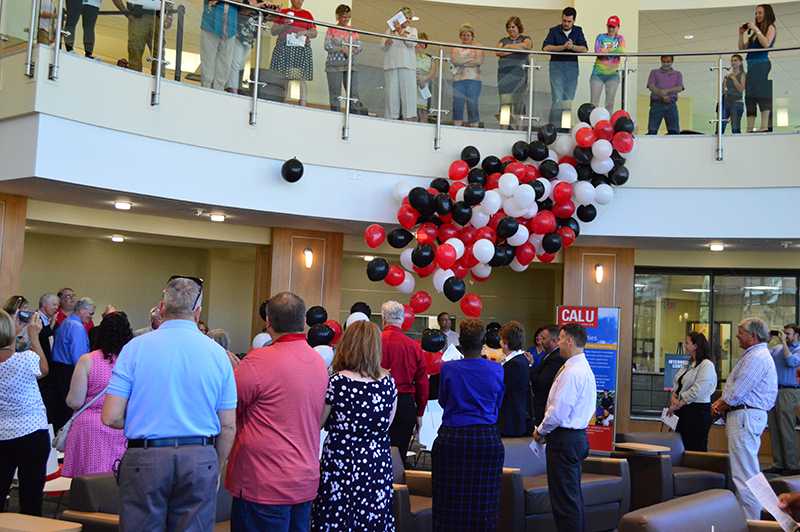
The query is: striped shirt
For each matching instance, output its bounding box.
[770,342,800,387]
[722,342,777,411]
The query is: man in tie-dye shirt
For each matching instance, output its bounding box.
[590,16,625,113]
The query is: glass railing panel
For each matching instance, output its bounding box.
[0,0,36,55]
[760,48,797,134]
[447,40,505,130]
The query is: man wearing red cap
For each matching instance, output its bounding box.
[590,15,626,113]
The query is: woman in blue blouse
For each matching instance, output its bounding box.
[432,319,505,531]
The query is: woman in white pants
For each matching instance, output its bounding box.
[383,7,418,121]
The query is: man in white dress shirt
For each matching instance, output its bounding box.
[533,323,597,532]
[438,312,460,348]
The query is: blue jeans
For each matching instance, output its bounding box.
[231,498,311,532]
[722,99,743,134]
[647,100,680,134]
[548,61,579,125]
[452,79,481,124]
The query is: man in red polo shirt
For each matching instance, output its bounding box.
[226,292,328,531]
[380,300,429,463]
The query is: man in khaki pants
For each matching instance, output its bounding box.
[766,324,800,475]
[111,0,165,73]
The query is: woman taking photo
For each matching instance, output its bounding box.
[590,15,625,113]
[433,319,504,531]
[450,23,484,127]
[496,17,532,129]
[312,320,397,531]
[738,4,776,132]
[668,331,717,451]
[0,309,49,516]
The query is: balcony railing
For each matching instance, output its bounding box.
[3,0,800,162]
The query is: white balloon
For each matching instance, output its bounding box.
[314,345,334,367]
[572,121,591,139]
[590,157,614,175]
[398,271,415,294]
[536,177,552,201]
[433,268,454,293]
[557,163,578,183]
[511,183,536,209]
[400,248,414,271]
[595,183,614,205]
[510,258,529,272]
[480,190,502,215]
[573,180,596,205]
[470,209,490,228]
[472,238,495,264]
[547,149,559,163]
[553,134,576,157]
[522,202,539,219]
[529,233,544,255]
[445,237,465,259]
[591,139,613,160]
[589,106,611,126]
[393,181,412,202]
[346,312,369,328]
[455,186,466,203]
[507,224,530,247]
[498,173,519,197]
[502,197,525,218]
[471,263,492,278]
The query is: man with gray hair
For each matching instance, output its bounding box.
[134,304,163,337]
[103,276,237,531]
[713,317,778,519]
[381,300,428,463]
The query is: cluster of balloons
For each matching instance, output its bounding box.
[305,305,342,365]
[363,102,634,319]
[281,157,304,183]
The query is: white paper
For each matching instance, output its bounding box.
[418,84,432,100]
[386,10,407,31]
[286,33,307,47]
[529,439,546,457]
[660,408,679,431]
[441,344,463,362]
[746,472,799,532]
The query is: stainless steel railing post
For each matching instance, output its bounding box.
[249,12,263,125]
[714,55,725,161]
[522,55,541,142]
[340,31,359,141]
[150,0,168,106]
[48,0,65,80]
[430,48,450,151]
[24,0,40,77]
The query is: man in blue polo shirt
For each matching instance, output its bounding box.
[766,324,800,475]
[542,7,588,127]
[102,277,237,532]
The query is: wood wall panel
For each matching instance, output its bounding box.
[0,194,27,301]
[250,245,272,337]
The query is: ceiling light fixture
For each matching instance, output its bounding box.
[210,213,226,222]
[363,255,375,262]
[683,34,694,40]
[114,201,132,211]
[709,242,725,252]
[111,235,125,243]
[743,286,781,291]
[682,288,710,293]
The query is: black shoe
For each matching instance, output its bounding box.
[783,469,800,477]
[763,466,785,475]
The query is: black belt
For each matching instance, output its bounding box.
[779,385,800,389]
[729,405,764,412]
[128,436,216,448]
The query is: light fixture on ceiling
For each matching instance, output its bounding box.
[634,283,647,289]
[210,213,226,222]
[363,255,375,262]
[114,201,132,211]
[111,235,125,243]
[594,264,604,284]
[709,242,725,252]
[682,288,710,293]
[683,34,694,40]
[304,248,314,269]
[744,286,781,291]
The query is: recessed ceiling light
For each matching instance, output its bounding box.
[634,283,647,288]
[682,288,710,293]
[363,255,375,262]
[743,286,781,291]
[114,201,132,211]
[210,213,226,222]
[709,243,725,252]
[111,235,125,243]
[683,34,694,40]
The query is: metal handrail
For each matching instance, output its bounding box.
[218,0,800,59]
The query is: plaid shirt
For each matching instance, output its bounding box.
[722,342,777,410]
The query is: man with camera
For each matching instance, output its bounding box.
[766,324,800,475]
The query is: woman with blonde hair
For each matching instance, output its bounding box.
[451,23,484,127]
[311,320,397,531]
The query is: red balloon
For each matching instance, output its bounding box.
[448,160,469,180]
[461,247,480,268]
[537,252,556,263]
[593,119,614,141]
[397,205,418,230]
[521,164,539,184]
[436,243,457,269]
[452,262,469,279]
[475,226,497,243]
[409,291,432,313]
[558,156,577,167]
[458,226,477,246]
[385,265,405,286]
[488,210,506,230]
[515,242,536,266]
[500,155,515,165]
[416,223,438,245]
[460,293,483,317]
[363,224,385,248]
[575,127,596,148]
[485,173,501,190]
[324,319,343,345]
[612,131,634,154]
[557,226,576,248]
[552,182,574,204]
[449,181,466,201]
[610,109,631,125]
[413,262,437,278]
[505,162,526,180]
[402,305,415,331]
[529,210,557,235]
[426,187,439,196]
[553,200,576,219]
[437,223,460,243]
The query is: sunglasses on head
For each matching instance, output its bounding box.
[168,275,205,310]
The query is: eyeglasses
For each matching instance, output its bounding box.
[168,275,205,310]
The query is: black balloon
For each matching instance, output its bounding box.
[468,168,486,186]
[306,305,328,326]
[307,323,334,347]
[481,155,503,175]
[408,187,435,216]
[538,198,554,211]
[461,145,481,167]
[464,183,486,206]
[558,217,581,237]
[281,158,304,183]
[443,277,466,302]
[489,244,515,267]
[527,140,549,161]
[590,177,606,188]
[573,146,592,165]
[614,116,635,134]
[435,193,453,216]
[412,244,435,268]
[576,204,597,223]
[421,328,447,352]
[539,160,559,180]
[538,123,558,145]
[452,201,473,226]
[542,232,563,254]
[577,102,596,124]
[366,258,389,281]
[387,228,413,248]
[576,165,592,181]
[608,164,629,186]
[610,149,625,166]
[512,140,529,161]
[484,329,501,348]
[430,177,450,193]
[496,216,520,239]
[531,180,545,200]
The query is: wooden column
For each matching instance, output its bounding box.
[269,228,343,322]
[0,194,27,301]
[250,244,272,337]
[563,246,635,433]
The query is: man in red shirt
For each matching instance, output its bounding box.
[226,292,328,531]
[54,287,93,333]
[380,300,429,463]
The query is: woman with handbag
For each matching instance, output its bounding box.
[0,309,49,516]
[62,312,133,477]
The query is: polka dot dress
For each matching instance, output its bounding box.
[311,373,397,531]
[0,351,47,441]
[270,35,314,81]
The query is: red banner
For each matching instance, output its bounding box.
[556,306,599,328]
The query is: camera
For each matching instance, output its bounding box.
[770,330,781,337]
[17,310,33,323]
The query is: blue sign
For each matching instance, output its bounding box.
[664,353,690,391]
